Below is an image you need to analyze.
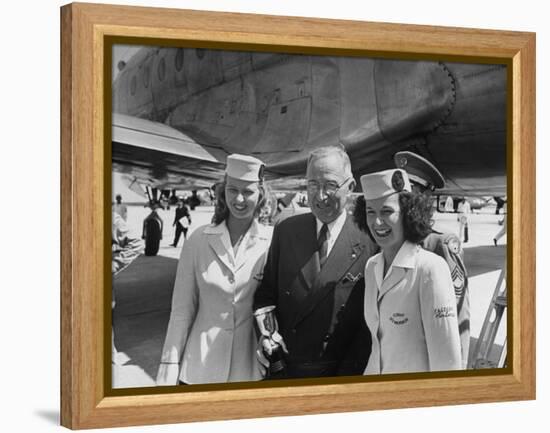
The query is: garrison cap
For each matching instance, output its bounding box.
[360,169,412,200]
[225,154,265,182]
[394,151,445,190]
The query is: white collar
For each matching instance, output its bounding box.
[315,210,347,239]
[372,241,419,288]
[388,240,418,270]
[203,219,270,240]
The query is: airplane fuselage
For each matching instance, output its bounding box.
[112,47,507,194]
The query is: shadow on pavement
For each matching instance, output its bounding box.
[34,410,59,425]
[463,245,506,278]
[113,254,178,381]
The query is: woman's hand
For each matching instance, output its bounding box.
[156,362,180,386]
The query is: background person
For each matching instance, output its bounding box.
[156,154,272,385]
[358,169,462,374]
[457,198,471,243]
[444,196,454,213]
[253,145,378,379]
[493,214,507,246]
[111,210,143,383]
[113,193,128,221]
[142,203,164,256]
[171,200,192,247]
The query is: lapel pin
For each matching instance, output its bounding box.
[343,272,362,283]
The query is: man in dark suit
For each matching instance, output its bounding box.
[253,145,378,379]
[171,200,192,247]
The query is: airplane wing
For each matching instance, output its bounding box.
[112,113,226,190]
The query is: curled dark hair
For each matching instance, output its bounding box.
[352,191,434,244]
[212,176,271,225]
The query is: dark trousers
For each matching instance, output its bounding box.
[173,223,188,246]
[264,360,339,380]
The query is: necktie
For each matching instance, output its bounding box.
[318,223,329,269]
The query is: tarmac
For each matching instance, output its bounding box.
[112,204,508,388]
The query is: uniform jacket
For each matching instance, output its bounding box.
[254,212,378,378]
[364,241,462,374]
[160,219,272,384]
[423,231,470,368]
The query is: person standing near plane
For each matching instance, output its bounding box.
[358,169,462,374]
[156,154,272,385]
[444,196,454,213]
[113,194,128,221]
[393,151,470,369]
[457,198,471,243]
[253,145,378,379]
[142,204,164,256]
[171,200,191,247]
[493,214,507,246]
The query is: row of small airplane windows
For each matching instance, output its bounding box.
[129,48,206,96]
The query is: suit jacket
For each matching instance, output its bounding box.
[159,220,272,384]
[254,212,378,378]
[364,241,462,375]
[173,205,191,226]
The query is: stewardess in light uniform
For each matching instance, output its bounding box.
[359,169,462,374]
[156,154,272,385]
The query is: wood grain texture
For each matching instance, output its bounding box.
[60,4,74,429]
[60,2,536,429]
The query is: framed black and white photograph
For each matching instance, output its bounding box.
[111,44,508,388]
[60,3,535,429]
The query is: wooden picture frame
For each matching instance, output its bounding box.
[60,2,535,429]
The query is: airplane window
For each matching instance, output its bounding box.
[158,57,166,81]
[130,75,137,95]
[175,49,184,71]
[196,48,205,60]
[143,66,150,88]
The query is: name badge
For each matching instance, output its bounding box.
[389,312,409,325]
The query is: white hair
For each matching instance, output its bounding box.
[306,145,353,178]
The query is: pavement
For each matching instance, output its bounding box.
[112,205,508,388]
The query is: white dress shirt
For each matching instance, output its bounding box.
[315,210,347,258]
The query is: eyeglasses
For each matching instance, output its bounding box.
[307,177,351,197]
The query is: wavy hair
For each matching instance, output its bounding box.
[212,176,271,225]
[352,191,434,244]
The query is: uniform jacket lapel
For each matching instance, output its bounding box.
[377,241,418,301]
[290,216,365,329]
[205,222,235,273]
[234,220,271,273]
[377,267,406,301]
[291,213,319,291]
